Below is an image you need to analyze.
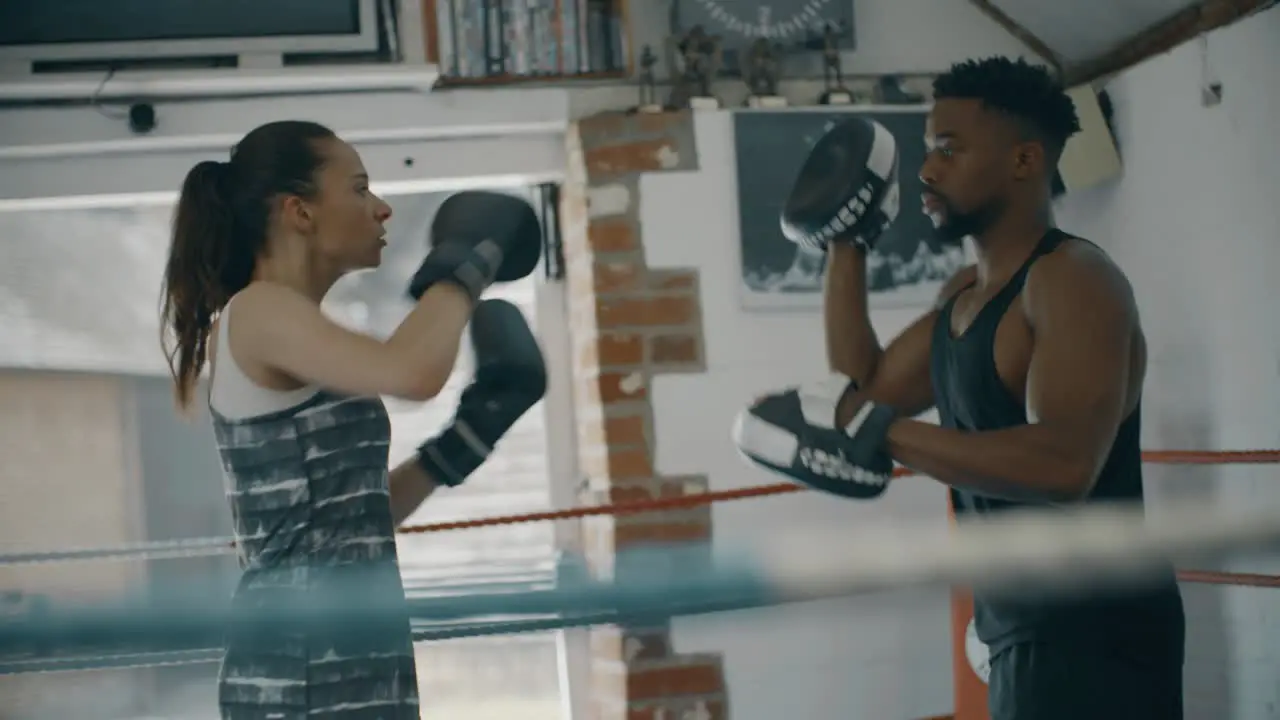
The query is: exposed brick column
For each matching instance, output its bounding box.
[560,110,728,720]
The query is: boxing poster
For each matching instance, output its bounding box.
[734,106,969,311]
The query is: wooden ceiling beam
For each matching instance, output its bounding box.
[968,0,1065,76]
[1064,0,1277,86]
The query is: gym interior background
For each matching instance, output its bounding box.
[0,1,1277,719]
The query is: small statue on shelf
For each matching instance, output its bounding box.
[742,38,786,108]
[667,25,722,110]
[819,21,853,105]
[637,45,661,112]
[873,74,927,105]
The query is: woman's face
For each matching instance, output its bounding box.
[306,138,393,271]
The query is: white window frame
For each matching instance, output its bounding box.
[533,276,588,720]
[0,84,586,716]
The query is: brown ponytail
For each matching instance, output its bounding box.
[160,120,337,412]
[161,161,246,411]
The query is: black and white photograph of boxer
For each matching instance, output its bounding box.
[734,108,968,310]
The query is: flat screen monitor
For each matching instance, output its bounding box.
[0,0,380,64]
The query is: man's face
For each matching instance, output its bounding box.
[919,98,1019,242]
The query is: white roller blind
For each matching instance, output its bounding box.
[0,203,172,374]
[0,190,562,720]
[386,276,557,596]
[0,191,558,596]
[322,190,557,597]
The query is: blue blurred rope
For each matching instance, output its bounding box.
[10,498,1277,676]
[0,547,776,674]
[0,573,777,676]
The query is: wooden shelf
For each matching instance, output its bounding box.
[434,69,627,89]
[420,0,631,85]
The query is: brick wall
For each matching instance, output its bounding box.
[560,110,728,720]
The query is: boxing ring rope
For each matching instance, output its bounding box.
[3,448,1280,677]
[2,448,1279,568]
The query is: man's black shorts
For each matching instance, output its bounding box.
[988,641,1184,720]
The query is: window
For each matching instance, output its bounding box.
[0,189,567,720]
[324,189,565,719]
[0,202,172,374]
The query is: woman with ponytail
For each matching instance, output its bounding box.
[159,121,533,719]
[161,158,251,410]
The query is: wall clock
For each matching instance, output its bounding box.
[673,0,856,51]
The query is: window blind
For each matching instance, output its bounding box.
[0,191,559,598]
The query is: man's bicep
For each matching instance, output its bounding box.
[862,310,939,416]
[861,265,973,416]
[1024,255,1136,467]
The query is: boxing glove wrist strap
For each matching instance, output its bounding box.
[407,240,504,303]
[413,385,543,488]
[415,419,491,488]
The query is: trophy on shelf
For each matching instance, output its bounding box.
[818,21,854,105]
[636,45,662,113]
[742,38,787,108]
[873,74,927,105]
[666,25,722,110]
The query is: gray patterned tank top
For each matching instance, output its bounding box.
[211,391,419,719]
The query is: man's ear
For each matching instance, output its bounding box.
[1013,141,1046,181]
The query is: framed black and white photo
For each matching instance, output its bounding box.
[734,106,968,311]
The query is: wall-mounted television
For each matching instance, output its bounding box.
[0,0,381,68]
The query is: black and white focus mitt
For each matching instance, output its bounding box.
[779,117,901,253]
[731,374,896,500]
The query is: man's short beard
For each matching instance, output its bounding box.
[935,198,1003,243]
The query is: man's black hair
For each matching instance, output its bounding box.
[933,56,1082,164]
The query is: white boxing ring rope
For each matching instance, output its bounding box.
[2,498,1279,678]
[0,536,237,566]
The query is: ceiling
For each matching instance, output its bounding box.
[971,0,1277,84]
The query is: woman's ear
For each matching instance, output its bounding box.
[280,194,316,234]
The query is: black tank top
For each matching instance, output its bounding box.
[930,229,1183,656]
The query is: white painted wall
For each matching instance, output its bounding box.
[6,2,1277,715]
[639,8,1280,720]
[0,86,571,205]
[627,0,1041,82]
[618,7,1042,720]
[1054,11,1280,718]
[640,108,953,720]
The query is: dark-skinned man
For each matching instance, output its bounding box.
[734,57,1185,720]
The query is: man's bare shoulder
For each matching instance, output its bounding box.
[1025,237,1138,320]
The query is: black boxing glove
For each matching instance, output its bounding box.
[731,374,895,499]
[407,191,543,303]
[780,117,901,253]
[414,299,547,487]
